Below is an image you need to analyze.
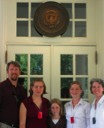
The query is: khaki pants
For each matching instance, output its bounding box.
[0,122,17,128]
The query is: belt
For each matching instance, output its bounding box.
[1,122,18,128]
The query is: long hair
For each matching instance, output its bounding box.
[29,78,47,96]
[49,98,63,116]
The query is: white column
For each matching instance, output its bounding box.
[96,0,104,79]
[0,0,6,81]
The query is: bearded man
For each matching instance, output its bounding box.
[0,61,27,128]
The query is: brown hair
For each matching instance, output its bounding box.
[69,81,84,97]
[29,78,47,96]
[49,98,63,116]
[7,61,21,71]
[90,78,104,94]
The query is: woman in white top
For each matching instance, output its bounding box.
[65,81,90,128]
[90,78,104,128]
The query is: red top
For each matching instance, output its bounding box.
[23,96,50,128]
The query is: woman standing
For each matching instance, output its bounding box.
[90,78,104,128]
[65,81,90,128]
[19,78,50,128]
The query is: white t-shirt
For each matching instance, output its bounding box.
[52,119,59,124]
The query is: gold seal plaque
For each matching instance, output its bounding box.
[34,1,69,37]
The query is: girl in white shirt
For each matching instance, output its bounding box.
[65,81,90,128]
[90,78,104,128]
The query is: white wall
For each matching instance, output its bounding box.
[96,0,104,79]
[0,0,6,81]
[0,0,104,81]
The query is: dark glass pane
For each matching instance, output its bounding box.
[76,78,88,98]
[17,21,28,36]
[62,21,72,37]
[17,3,28,18]
[31,21,42,37]
[61,78,73,98]
[75,21,86,37]
[75,3,86,19]
[76,55,88,75]
[31,3,42,18]
[62,3,72,18]
[61,54,73,75]
[18,77,28,94]
[30,54,43,75]
[15,54,28,75]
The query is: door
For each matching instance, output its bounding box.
[52,46,96,102]
[7,45,96,102]
[7,45,51,99]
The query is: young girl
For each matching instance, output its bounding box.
[48,98,66,128]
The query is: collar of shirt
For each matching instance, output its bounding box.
[92,95,104,107]
[28,96,49,105]
[67,98,83,107]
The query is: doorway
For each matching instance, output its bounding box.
[7,45,96,102]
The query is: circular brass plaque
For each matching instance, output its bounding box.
[34,1,69,37]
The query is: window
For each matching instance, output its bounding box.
[16,54,43,93]
[60,54,88,99]
[16,2,86,37]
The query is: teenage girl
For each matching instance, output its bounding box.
[65,81,90,128]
